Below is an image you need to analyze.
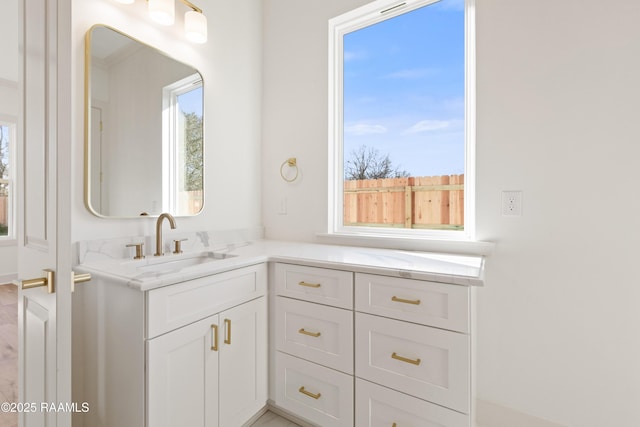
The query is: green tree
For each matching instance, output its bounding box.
[183,112,203,191]
[0,126,8,236]
[0,126,8,197]
[345,145,409,180]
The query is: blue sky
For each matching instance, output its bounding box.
[343,0,465,177]
[178,86,203,117]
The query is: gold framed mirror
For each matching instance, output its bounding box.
[85,25,204,218]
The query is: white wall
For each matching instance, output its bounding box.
[262,0,371,241]
[0,0,18,83]
[475,1,640,425]
[72,0,263,242]
[261,0,640,426]
[95,47,194,216]
[0,81,18,282]
[0,0,18,281]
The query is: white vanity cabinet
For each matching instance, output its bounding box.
[273,263,355,427]
[354,273,472,426]
[148,296,267,427]
[76,263,268,427]
[271,263,475,427]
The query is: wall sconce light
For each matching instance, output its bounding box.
[149,0,175,26]
[113,0,208,44]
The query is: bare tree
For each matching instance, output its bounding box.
[345,145,409,180]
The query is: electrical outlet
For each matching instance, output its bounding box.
[502,191,522,216]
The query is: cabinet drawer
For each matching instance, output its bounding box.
[276,352,354,427]
[355,312,470,413]
[355,273,469,333]
[355,378,469,427]
[276,297,354,374]
[147,264,266,338]
[275,263,353,309]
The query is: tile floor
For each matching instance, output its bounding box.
[0,283,18,427]
[0,283,298,427]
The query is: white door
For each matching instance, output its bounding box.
[219,297,268,427]
[17,0,73,425]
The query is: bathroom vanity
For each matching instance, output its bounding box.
[75,260,267,427]
[74,239,483,427]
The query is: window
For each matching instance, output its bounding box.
[163,74,204,216]
[328,0,475,242]
[0,121,15,240]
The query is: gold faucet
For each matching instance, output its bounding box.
[155,213,177,256]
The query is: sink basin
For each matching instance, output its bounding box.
[136,251,237,274]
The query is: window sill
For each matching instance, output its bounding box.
[316,232,494,256]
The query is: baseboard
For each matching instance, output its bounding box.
[0,273,17,285]
[476,399,567,427]
[242,406,270,427]
[265,400,319,427]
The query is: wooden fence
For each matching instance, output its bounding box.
[344,174,464,230]
[0,196,6,226]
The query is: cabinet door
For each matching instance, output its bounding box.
[147,315,219,427]
[219,297,268,426]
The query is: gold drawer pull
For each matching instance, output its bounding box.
[391,296,421,305]
[298,281,321,288]
[211,324,218,351]
[298,328,321,338]
[224,319,231,344]
[298,386,321,400]
[391,352,421,366]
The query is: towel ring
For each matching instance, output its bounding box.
[280,158,299,182]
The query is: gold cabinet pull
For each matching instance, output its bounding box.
[391,296,421,305]
[224,319,231,344]
[211,324,219,351]
[22,269,55,294]
[391,352,421,366]
[298,386,321,400]
[298,281,321,288]
[298,328,321,338]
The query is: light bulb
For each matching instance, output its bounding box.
[185,10,207,44]
[149,0,175,26]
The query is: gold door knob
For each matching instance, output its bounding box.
[71,271,92,292]
[21,270,92,294]
[21,269,55,294]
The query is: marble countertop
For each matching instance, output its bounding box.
[76,240,485,291]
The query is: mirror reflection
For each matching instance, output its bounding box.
[85,25,204,218]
